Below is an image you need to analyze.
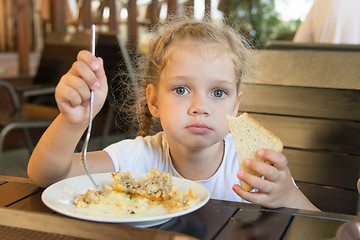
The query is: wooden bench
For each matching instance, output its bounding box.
[267,40,360,52]
[238,49,360,215]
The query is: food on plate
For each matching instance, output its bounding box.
[74,169,200,217]
[226,113,283,191]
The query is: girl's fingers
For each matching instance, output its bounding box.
[232,184,267,205]
[77,50,100,71]
[70,61,98,90]
[237,170,272,194]
[243,158,279,183]
[74,51,103,90]
[56,82,83,108]
[243,149,288,182]
[65,76,92,104]
[257,149,288,170]
[93,57,106,82]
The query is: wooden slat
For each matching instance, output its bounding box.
[7,191,54,213]
[217,207,292,239]
[159,201,237,239]
[0,182,42,207]
[0,0,6,51]
[0,224,86,240]
[22,103,59,120]
[246,50,360,90]
[16,0,30,74]
[108,0,116,31]
[239,83,360,121]
[205,0,211,19]
[283,214,346,240]
[0,175,33,183]
[167,0,177,18]
[0,208,196,240]
[267,40,360,52]
[296,182,358,215]
[147,0,160,28]
[127,0,138,52]
[49,0,67,32]
[248,114,360,156]
[80,0,92,30]
[6,0,14,50]
[284,149,360,190]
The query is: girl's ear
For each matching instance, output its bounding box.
[232,92,242,116]
[146,84,160,118]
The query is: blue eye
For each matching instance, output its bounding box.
[174,86,189,95]
[212,89,226,98]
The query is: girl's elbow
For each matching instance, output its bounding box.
[27,163,51,188]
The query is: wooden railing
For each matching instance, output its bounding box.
[1,0,213,76]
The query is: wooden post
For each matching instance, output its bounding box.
[16,0,30,75]
[0,0,5,51]
[184,0,194,17]
[148,0,159,29]
[167,0,177,19]
[204,0,211,19]
[128,0,138,53]
[108,0,117,32]
[80,0,92,30]
[49,0,67,32]
[6,0,15,50]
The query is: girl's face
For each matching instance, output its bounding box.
[147,41,241,151]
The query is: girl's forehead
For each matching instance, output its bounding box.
[160,40,237,84]
[165,40,232,62]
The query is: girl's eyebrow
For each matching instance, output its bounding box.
[166,76,236,89]
[167,75,235,84]
[165,75,192,84]
[211,79,237,87]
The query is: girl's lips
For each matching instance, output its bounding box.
[186,124,211,134]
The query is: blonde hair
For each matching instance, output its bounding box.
[114,17,255,137]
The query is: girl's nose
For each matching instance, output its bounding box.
[188,94,210,116]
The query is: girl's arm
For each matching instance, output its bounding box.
[28,50,114,188]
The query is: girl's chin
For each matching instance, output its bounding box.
[176,136,222,150]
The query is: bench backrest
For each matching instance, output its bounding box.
[267,40,360,52]
[239,49,360,215]
[34,32,91,86]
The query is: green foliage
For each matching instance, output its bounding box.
[218,0,301,48]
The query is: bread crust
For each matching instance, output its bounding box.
[226,113,283,191]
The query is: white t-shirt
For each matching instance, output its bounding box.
[293,0,360,44]
[104,132,248,202]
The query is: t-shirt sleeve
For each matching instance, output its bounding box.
[104,137,147,172]
[103,133,168,173]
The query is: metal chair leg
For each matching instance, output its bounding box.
[22,128,34,153]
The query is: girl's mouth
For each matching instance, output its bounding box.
[186,124,211,134]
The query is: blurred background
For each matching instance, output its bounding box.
[0,0,316,177]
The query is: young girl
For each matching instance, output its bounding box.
[27,18,319,211]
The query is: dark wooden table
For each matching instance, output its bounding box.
[1,175,359,240]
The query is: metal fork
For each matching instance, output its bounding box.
[80,24,99,191]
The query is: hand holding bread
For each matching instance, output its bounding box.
[227,113,283,192]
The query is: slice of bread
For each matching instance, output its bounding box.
[226,113,283,192]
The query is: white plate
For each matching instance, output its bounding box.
[42,172,210,228]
